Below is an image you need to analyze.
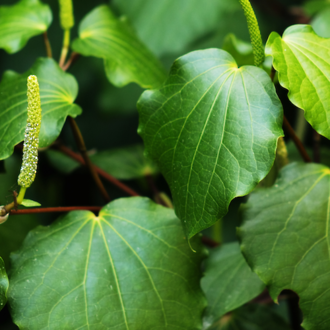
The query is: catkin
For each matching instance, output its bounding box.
[59,0,74,30]
[238,0,264,67]
[18,75,42,188]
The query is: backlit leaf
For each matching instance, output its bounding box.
[72,5,167,89]
[21,199,41,207]
[138,49,283,238]
[239,163,330,330]
[8,197,206,329]
[0,0,52,54]
[0,258,8,311]
[0,57,82,160]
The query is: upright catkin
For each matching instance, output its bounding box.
[18,75,42,188]
[59,0,74,30]
[238,0,264,67]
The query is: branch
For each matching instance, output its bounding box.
[57,144,140,197]
[43,32,52,58]
[10,206,102,215]
[62,52,80,71]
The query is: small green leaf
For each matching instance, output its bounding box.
[202,242,265,328]
[138,49,283,238]
[0,257,8,311]
[266,25,330,139]
[90,144,158,180]
[8,197,206,329]
[0,0,52,54]
[239,163,330,330]
[72,5,167,89]
[21,199,41,207]
[0,57,82,160]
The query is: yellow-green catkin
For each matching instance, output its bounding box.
[18,75,42,188]
[238,0,265,67]
[59,0,74,30]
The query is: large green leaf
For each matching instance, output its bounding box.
[112,0,239,56]
[0,257,8,311]
[90,144,158,180]
[311,7,330,38]
[72,5,167,89]
[138,49,283,238]
[0,0,52,54]
[266,25,330,139]
[0,57,81,160]
[8,197,206,329]
[239,163,330,330]
[201,242,265,328]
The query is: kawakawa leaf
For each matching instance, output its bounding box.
[266,25,330,139]
[8,197,206,330]
[201,242,265,328]
[0,57,81,160]
[138,49,283,238]
[0,257,8,311]
[72,5,167,89]
[0,0,52,54]
[239,163,330,330]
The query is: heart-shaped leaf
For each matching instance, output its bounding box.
[266,25,330,139]
[138,49,283,238]
[0,57,82,160]
[8,197,206,330]
[0,257,8,311]
[0,0,52,54]
[72,5,167,89]
[239,163,330,330]
[201,242,265,328]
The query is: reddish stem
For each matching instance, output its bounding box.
[10,206,102,215]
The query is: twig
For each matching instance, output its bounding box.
[62,52,80,71]
[57,144,140,197]
[43,32,52,58]
[283,116,311,163]
[10,206,102,215]
[59,29,70,69]
[313,130,321,163]
[68,117,111,202]
[202,236,220,248]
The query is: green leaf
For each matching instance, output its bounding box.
[239,163,330,330]
[0,57,82,160]
[0,0,52,54]
[0,257,8,311]
[90,144,158,180]
[8,197,206,329]
[112,0,240,56]
[72,5,167,89]
[21,199,41,207]
[201,242,265,328]
[265,25,330,139]
[45,149,80,175]
[138,49,283,238]
[311,7,330,38]
[208,304,291,330]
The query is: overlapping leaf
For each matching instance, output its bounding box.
[138,49,283,238]
[0,258,8,311]
[201,242,265,328]
[0,57,81,160]
[0,0,52,54]
[8,197,206,330]
[266,25,330,139]
[239,163,330,330]
[72,5,166,89]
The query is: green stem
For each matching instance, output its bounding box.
[59,29,70,68]
[211,219,222,244]
[0,186,27,216]
[17,187,27,204]
[238,0,264,66]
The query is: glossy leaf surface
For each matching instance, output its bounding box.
[0,57,81,160]
[8,197,206,330]
[202,242,265,328]
[21,199,41,207]
[239,163,330,330]
[138,49,283,238]
[72,5,166,89]
[90,144,158,180]
[0,0,52,54]
[0,258,8,311]
[266,25,330,139]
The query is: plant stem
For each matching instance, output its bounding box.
[16,187,26,204]
[0,186,27,216]
[68,117,111,202]
[43,32,52,58]
[313,130,321,163]
[202,236,220,248]
[283,116,311,163]
[57,144,140,197]
[10,206,102,215]
[62,52,80,71]
[59,29,70,68]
